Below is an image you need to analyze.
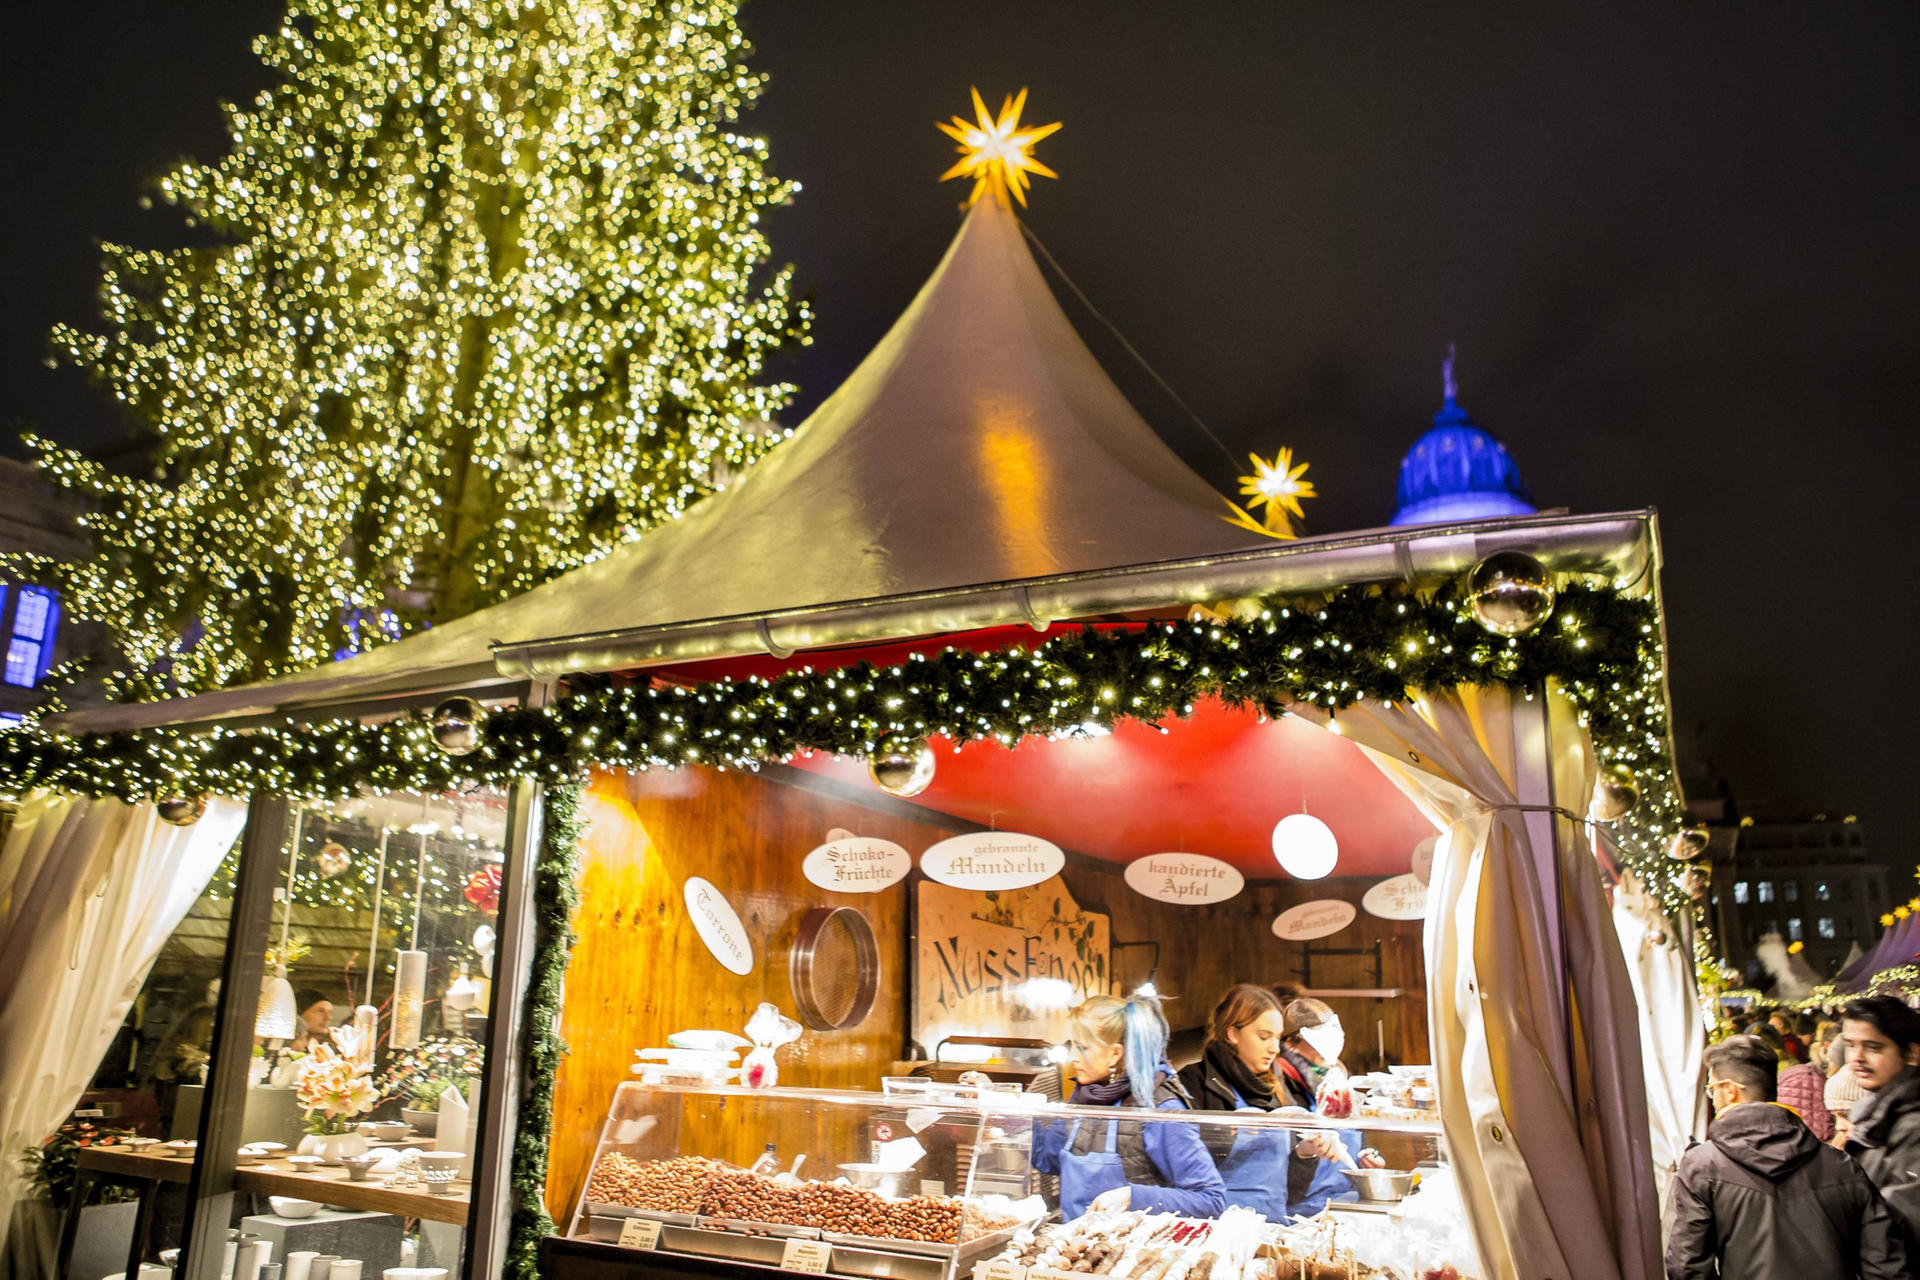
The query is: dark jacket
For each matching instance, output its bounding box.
[1846,1067,1920,1241]
[1666,1101,1908,1280]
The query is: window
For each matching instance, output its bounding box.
[1816,882,1832,901]
[1818,918,1838,939]
[1757,881,1775,904]
[1788,918,1803,941]
[1783,880,1800,903]
[2,586,59,688]
[1735,881,1751,905]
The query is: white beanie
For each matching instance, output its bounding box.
[1825,1068,1864,1116]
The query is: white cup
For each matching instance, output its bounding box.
[286,1252,319,1280]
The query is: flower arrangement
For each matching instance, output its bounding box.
[21,1119,138,1206]
[294,1044,376,1136]
[464,864,502,915]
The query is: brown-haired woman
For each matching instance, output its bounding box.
[1175,984,1294,1219]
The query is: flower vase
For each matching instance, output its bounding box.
[311,1132,369,1165]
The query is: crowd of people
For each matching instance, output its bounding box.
[1667,994,1920,1278]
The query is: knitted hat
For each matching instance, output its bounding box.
[1825,1068,1865,1116]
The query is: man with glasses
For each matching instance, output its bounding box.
[1667,1035,1907,1278]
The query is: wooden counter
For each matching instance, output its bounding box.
[72,1145,472,1225]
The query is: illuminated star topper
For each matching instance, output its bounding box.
[1222,447,1318,540]
[937,87,1061,207]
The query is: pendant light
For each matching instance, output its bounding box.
[391,825,430,1049]
[1272,809,1339,880]
[254,809,304,1039]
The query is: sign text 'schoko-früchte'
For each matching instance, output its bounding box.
[802,836,911,893]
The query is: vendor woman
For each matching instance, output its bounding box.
[1032,992,1226,1219]
[1277,997,1384,1217]
[1175,984,1294,1220]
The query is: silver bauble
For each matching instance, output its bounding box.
[430,696,487,756]
[867,733,936,798]
[1590,763,1641,822]
[1465,551,1556,636]
[1682,866,1711,902]
[156,794,208,826]
[1666,826,1711,861]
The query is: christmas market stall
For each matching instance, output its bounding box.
[0,99,1694,1280]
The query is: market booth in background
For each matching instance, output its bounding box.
[0,120,1700,1280]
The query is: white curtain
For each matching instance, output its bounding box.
[0,791,247,1269]
[1611,871,1707,1215]
[1302,686,1661,1280]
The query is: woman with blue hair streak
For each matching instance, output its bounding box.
[1030,991,1226,1220]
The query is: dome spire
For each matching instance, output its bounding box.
[1389,344,1538,526]
[1442,342,1458,404]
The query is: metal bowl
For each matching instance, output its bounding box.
[837,1163,911,1197]
[1339,1167,1417,1202]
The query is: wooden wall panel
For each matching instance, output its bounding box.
[545,766,1434,1219]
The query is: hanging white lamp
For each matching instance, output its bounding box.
[255,808,304,1039]
[1272,812,1339,880]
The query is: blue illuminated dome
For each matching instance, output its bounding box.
[1390,348,1536,526]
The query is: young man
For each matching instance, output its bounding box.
[1839,995,1920,1239]
[1666,1035,1906,1279]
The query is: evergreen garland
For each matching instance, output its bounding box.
[506,782,583,1280]
[0,580,1684,904]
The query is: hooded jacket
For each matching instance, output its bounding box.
[1846,1066,1920,1241]
[1666,1100,1908,1279]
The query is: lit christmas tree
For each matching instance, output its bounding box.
[21,0,807,697]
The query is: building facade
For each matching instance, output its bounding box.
[0,456,91,720]
[1707,812,1889,981]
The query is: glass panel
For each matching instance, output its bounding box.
[4,636,41,686]
[14,586,54,640]
[1756,881,1774,903]
[1816,883,1831,901]
[1787,919,1802,941]
[1819,918,1838,939]
[1782,881,1799,902]
[240,790,506,1275]
[1734,881,1750,904]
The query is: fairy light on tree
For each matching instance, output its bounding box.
[17,0,809,698]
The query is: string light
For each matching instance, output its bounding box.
[16,0,809,698]
[0,580,1692,914]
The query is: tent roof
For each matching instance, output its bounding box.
[58,195,1289,732]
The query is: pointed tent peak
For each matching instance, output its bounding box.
[936,87,1061,208]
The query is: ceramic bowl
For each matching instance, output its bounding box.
[267,1197,321,1219]
[163,1141,197,1158]
[399,1108,438,1135]
[360,1121,411,1142]
[285,1155,325,1172]
[418,1151,464,1175]
[249,1141,287,1153]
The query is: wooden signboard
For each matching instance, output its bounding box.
[912,877,1111,1052]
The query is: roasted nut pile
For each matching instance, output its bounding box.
[585,1153,730,1213]
[701,1170,964,1243]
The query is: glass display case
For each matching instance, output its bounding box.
[559,1080,1479,1280]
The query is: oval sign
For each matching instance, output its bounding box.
[1124,853,1245,905]
[1272,900,1358,941]
[684,877,754,975]
[920,831,1064,891]
[803,836,911,893]
[1410,834,1438,887]
[1361,873,1430,922]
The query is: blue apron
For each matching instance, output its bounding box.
[1291,1128,1364,1218]
[1216,1085,1291,1221]
[1056,1117,1128,1220]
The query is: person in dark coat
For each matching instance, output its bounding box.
[1030,990,1226,1220]
[1666,1034,1907,1279]
[1839,995,1920,1240]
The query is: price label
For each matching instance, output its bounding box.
[984,1259,1028,1280]
[779,1240,833,1274]
[617,1218,662,1250]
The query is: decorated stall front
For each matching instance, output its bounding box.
[0,99,1696,1280]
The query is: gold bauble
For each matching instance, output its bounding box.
[430,696,487,756]
[1590,764,1641,822]
[867,733,936,798]
[1465,551,1556,637]
[156,794,208,826]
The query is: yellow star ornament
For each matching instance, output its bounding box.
[1223,447,1318,540]
[937,88,1061,208]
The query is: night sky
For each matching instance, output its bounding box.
[4,4,1917,855]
